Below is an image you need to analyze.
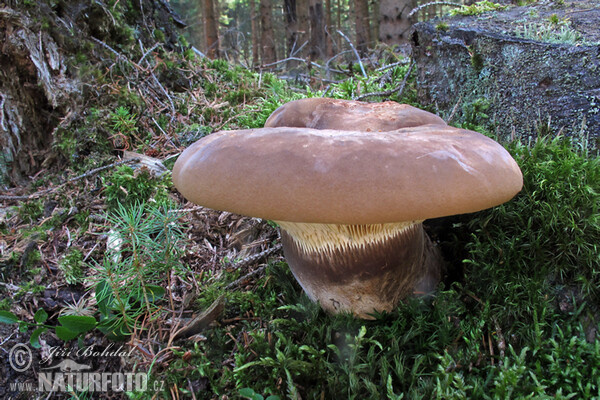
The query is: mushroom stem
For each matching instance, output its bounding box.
[277,221,443,319]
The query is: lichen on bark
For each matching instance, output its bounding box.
[411,1,600,146]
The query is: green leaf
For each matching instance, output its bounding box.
[30,327,47,348]
[95,280,114,314]
[0,310,19,324]
[239,388,255,397]
[55,325,79,341]
[239,388,264,400]
[145,285,166,302]
[34,308,48,324]
[58,315,97,334]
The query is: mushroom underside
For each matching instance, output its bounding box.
[277,221,443,319]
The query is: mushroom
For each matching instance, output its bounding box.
[172,122,523,319]
[264,98,446,131]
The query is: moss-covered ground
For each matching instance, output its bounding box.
[0,40,598,399]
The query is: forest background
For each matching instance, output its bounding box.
[170,0,464,64]
[0,0,598,399]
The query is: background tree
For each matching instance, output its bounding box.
[308,0,326,60]
[378,0,415,45]
[260,0,277,64]
[169,0,451,66]
[355,0,371,54]
[297,0,310,57]
[204,0,221,58]
[284,0,298,57]
[249,0,260,66]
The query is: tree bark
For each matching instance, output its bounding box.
[325,0,333,57]
[260,0,277,64]
[308,0,325,60]
[297,0,310,58]
[378,0,415,45]
[371,0,379,47]
[336,0,342,54]
[284,0,298,57]
[355,0,370,54]
[204,0,220,58]
[0,0,185,186]
[249,0,260,67]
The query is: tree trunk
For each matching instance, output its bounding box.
[336,0,342,54]
[284,0,298,57]
[371,0,379,47]
[260,0,277,64]
[308,0,325,60]
[378,0,415,45]
[297,0,310,58]
[204,0,220,58]
[249,0,260,67]
[325,0,333,57]
[355,0,370,54]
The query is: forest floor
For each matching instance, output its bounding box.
[0,4,599,399]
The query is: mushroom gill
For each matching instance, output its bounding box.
[276,220,442,318]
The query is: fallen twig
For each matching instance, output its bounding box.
[375,60,409,72]
[446,95,462,124]
[261,57,345,75]
[337,30,367,79]
[408,1,462,18]
[172,295,225,340]
[224,243,283,290]
[0,158,140,201]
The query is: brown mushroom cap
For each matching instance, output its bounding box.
[264,98,446,131]
[172,125,523,225]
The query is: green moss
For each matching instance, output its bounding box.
[449,1,507,16]
[470,50,484,73]
[436,22,449,31]
[154,29,166,43]
[18,200,44,224]
[102,165,170,210]
[58,249,84,285]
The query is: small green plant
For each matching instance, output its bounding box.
[109,106,140,147]
[110,106,138,134]
[0,308,96,348]
[548,13,560,25]
[90,202,185,339]
[515,18,582,44]
[461,97,491,133]
[58,248,84,285]
[436,22,449,31]
[239,388,281,400]
[54,129,79,161]
[17,199,44,224]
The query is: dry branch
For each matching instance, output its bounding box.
[0,158,140,202]
[337,30,367,79]
[224,243,283,290]
[408,1,462,18]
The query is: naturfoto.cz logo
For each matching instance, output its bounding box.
[8,343,163,393]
